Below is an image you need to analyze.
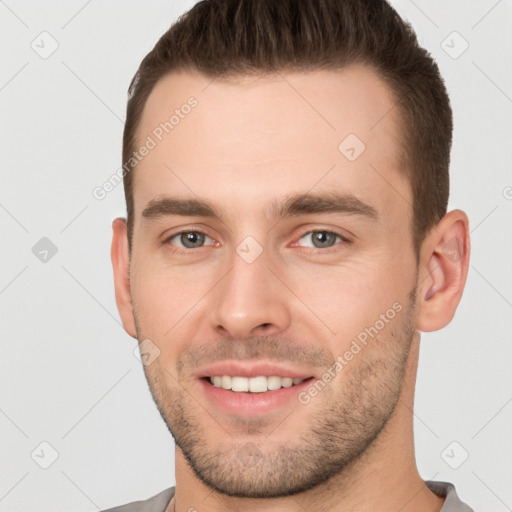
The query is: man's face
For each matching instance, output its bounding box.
[127,66,419,497]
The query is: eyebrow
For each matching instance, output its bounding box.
[141,192,379,222]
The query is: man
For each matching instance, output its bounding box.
[106,0,474,510]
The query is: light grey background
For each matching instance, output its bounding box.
[0,1,510,511]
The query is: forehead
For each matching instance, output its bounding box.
[132,65,409,222]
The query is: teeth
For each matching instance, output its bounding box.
[209,375,305,392]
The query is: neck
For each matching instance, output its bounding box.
[170,335,445,512]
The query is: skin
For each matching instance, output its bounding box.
[111,65,470,512]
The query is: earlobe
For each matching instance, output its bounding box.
[111,218,137,338]
[416,210,470,332]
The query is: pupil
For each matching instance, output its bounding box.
[314,232,334,248]
[182,232,204,248]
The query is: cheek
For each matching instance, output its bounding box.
[285,255,413,344]
[130,262,218,342]
[130,266,183,334]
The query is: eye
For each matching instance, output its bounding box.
[296,230,346,249]
[165,230,215,249]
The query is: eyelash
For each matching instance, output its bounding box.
[162,228,351,254]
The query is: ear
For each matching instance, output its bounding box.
[416,209,470,332]
[111,218,137,338]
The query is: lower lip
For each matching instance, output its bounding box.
[198,377,315,416]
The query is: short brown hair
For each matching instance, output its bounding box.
[122,0,452,257]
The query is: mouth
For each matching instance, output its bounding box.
[198,375,316,416]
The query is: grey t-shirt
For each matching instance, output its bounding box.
[101,481,475,511]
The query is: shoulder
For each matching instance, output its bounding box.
[100,487,175,512]
[425,481,476,512]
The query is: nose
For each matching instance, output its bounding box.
[210,245,292,341]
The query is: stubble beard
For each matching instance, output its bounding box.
[135,289,417,499]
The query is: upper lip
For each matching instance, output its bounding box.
[194,361,315,380]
